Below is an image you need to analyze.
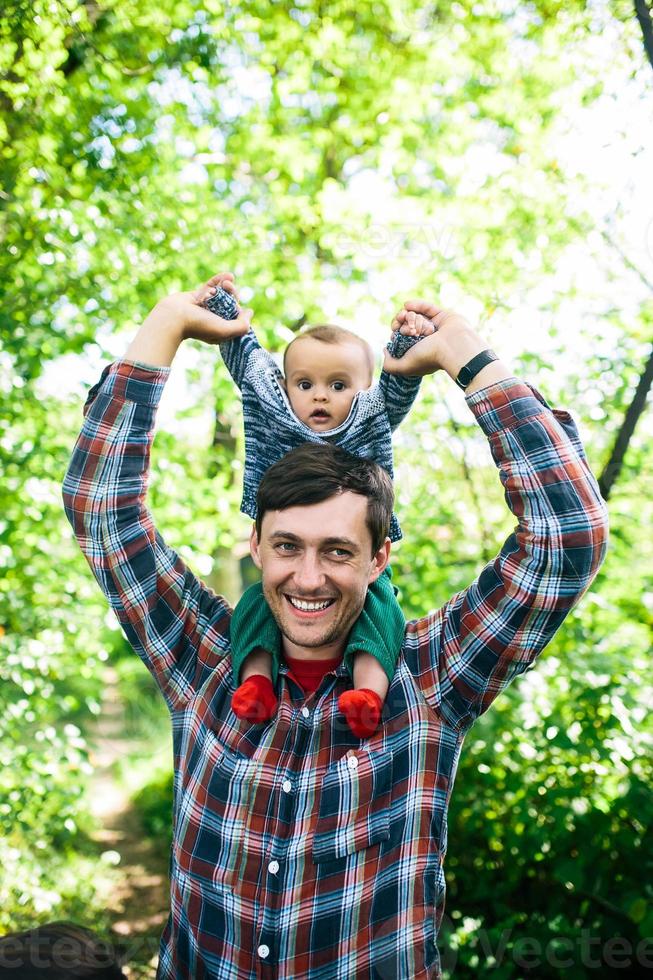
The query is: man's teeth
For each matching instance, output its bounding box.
[288,597,332,611]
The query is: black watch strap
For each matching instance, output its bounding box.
[455,349,498,390]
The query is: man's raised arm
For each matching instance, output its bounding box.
[61,273,252,710]
[384,300,610,732]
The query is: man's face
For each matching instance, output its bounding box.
[250,492,391,659]
[284,337,373,431]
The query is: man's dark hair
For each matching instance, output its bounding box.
[256,443,394,553]
[0,922,125,979]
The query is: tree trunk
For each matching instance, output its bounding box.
[598,343,653,500]
[596,222,653,500]
[206,546,243,606]
[634,0,653,72]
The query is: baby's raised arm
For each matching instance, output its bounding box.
[205,282,263,389]
[379,312,436,429]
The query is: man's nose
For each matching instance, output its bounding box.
[294,551,326,591]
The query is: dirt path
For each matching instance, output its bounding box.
[88,668,170,979]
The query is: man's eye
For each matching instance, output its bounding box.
[297,381,312,391]
[276,542,297,553]
[329,548,351,558]
[331,381,347,391]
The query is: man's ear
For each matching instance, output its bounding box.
[250,524,263,570]
[368,538,391,585]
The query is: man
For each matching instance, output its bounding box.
[62,272,608,979]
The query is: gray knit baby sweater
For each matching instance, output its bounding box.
[219,330,423,541]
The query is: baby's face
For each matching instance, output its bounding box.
[284,337,373,431]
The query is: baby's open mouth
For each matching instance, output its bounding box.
[310,410,331,419]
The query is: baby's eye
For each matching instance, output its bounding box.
[331,381,347,392]
[297,381,312,391]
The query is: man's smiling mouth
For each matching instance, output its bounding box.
[285,595,336,613]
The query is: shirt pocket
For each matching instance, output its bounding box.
[312,748,393,864]
[175,731,258,891]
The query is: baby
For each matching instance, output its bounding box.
[205,279,434,738]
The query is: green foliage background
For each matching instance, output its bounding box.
[1,0,651,976]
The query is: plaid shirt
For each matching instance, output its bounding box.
[62,360,608,980]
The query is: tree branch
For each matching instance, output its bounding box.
[634,0,653,73]
[598,342,653,500]
[54,0,152,78]
[288,313,308,333]
[600,227,653,294]
[596,225,653,500]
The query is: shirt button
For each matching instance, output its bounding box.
[268,860,279,874]
[257,944,270,959]
[282,779,292,793]
[301,707,310,718]
[347,755,359,770]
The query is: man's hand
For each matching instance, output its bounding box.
[383,300,484,378]
[383,299,512,395]
[161,272,253,343]
[125,272,254,368]
[383,299,512,393]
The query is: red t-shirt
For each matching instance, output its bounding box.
[284,653,343,695]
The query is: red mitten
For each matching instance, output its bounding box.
[232,674,278,723]
[338,689,383,739]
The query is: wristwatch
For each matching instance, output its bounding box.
[455,349,499,390]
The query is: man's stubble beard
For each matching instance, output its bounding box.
[262,581,367,651]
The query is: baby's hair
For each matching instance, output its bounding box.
[283,324,375,382]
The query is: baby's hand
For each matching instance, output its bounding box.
[396,311,436,338]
